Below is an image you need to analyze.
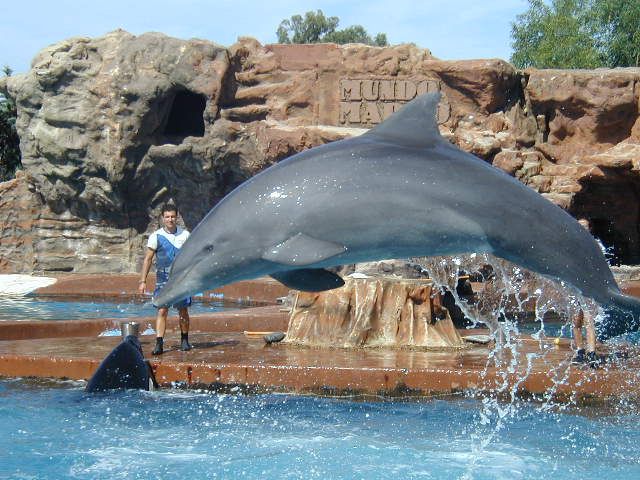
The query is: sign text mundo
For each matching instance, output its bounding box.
[339,79,450,126]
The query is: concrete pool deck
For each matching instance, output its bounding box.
[1,274,640,401]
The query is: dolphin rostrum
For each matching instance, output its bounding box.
[153,92,640,340]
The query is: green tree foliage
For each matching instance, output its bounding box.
[511,0,640,68]
[511,0,600,68]
[277,10,389,46]
[0,65,21,181]
[591,0,640,67]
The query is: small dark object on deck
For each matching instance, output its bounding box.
[86,335,155,392]
[264,332,286,344]
[120,321,140,338]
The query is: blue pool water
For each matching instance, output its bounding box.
[1,379,639,480]
[0,296,249,321]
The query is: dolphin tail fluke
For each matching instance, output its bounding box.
[598,291,640,341]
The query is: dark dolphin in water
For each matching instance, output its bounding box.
[86,335,155,392]
[154,92,640,340]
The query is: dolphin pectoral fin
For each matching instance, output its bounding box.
[270,268,345,292]
[262,233,347,266]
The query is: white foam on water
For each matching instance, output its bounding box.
[0,274,57,296]
[74,446,214,476]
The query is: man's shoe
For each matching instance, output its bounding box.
[180,333,192,351]
[152,337,164,356]
[571,349,585,364]
[586,351,601,369]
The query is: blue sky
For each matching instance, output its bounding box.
[1,0,528,74]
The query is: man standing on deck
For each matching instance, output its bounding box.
[138,203,192,355]
[571,218,602,368]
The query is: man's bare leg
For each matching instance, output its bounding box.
[178,307,191,351]
[571,310,586,364]
[583,309,599,367]
[152,307,169,355]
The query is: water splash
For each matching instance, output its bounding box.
[411,253,611,479]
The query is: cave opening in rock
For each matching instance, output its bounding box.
[161,89,206,142]
[570,174,640,266]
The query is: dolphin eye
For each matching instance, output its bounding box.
[204,244,214,252]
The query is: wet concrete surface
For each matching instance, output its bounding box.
[1,276,639,401]
[34,274,290,304]
[0,305,289,340]
[1,322,639,401]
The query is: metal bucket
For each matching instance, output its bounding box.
[120,321,140,338]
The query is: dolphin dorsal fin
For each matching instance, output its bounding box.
[364,92,443,148]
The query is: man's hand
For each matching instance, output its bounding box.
[139,247,156,295]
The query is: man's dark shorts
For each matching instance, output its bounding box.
[153,268,192,309]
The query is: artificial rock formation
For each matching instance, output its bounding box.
[285,277,464,348]
[0,30,639,273]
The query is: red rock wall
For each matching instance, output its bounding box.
[0,32,639,273]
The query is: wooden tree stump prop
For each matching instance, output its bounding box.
[284,277,465,348]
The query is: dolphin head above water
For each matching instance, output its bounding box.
[153,185,350,307]
[153,92,640,340]
[153,213,276,307]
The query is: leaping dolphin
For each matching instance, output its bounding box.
[153,92,640,340]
